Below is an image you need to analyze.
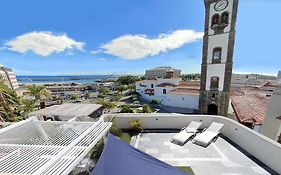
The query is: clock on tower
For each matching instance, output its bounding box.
[199,0,239,116]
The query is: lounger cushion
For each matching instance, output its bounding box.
[185,128,197,133]
[172,131,194,144]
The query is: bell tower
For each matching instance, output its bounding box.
[199,0,238,116]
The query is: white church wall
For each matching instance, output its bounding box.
[206,64,226,91]
[207,33,229,63]
[162,94,199,109]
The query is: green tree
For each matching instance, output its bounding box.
[150,99,161,105]
[25,84,50,109]
[0,81,21,122]
[98,86,110,96]
[84,92,91,99]
[116,85,126,93]
[96,100,116,109]
[119,105,134,113]
[142,104,152,113]
[110,92,122,102]
[117,76,138,85]
[70,94,79,100]
[21,98,36,116]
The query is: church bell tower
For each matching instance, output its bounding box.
[199,0,238,116]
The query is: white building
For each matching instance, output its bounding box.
[0,65,20,91]
[136,75,200,110]
[261,71,281,143]
[145,66,181,79]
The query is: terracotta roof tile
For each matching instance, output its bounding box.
[156,83,177,87]
[231,94,270,125]
[168,88,199,95]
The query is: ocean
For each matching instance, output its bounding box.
[16,75,119,84]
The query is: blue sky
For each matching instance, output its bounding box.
[0,0,280,76]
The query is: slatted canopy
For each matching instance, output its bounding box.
[0,117,112,175]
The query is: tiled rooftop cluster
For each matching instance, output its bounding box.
[231,87,272,125]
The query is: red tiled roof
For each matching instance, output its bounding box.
[156,83,177,87]
[144,88,154,92]
[179,81,200,86]
[168,88,199,95]
[231,94,270,125]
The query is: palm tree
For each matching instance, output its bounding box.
[25,84,50,109]
[0,81,20,122]
[21,98,36,116]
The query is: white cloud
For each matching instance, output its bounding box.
[4,31,85,56]
[97,58,107,61]
[99,30,203,60]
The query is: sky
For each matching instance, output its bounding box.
[0,0,280,76]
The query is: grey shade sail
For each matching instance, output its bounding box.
[91,134,190,175]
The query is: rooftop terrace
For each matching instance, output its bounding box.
[112,113,281,175]
[132,133,273,175]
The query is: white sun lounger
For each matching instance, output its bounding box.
[193,122,224,147]
[171,121,202,145]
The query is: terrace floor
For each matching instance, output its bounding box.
[130,133,276,175]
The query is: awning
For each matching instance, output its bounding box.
[0,117,111,175]
[91,134,190,175]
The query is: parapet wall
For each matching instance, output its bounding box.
[111,113,281,174]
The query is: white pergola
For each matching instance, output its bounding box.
[0,117,112,175]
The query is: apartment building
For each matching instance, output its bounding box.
[145,67,181,79]
[0,65,19,91]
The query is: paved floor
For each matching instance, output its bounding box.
[131,133,273,175]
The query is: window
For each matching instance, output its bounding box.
[213,48,222,60]
[212,94,216,98]
[211,14,219,27]
[210,76,219,90]
[163,89,167,94]
[151,84,154,88]
[212,47,222,63]
[221,12,229,25]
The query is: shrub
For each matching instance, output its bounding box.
[70,94,79,100]
[142,104,152,113]
[130,120,143,133]
[150,99,160,105]
[109,122,122,137]
[119,105,134,113]
[133,100,140,104]
[90,140,104,160]
[110,93,122,102]
[96,100,116,109]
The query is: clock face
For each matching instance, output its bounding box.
[214,0,228,11]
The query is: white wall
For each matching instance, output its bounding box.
[162,94,199,109]
[112,114,281,174]
[135,79,199,109]
[207,33,229,64]
[260,86,281,140]
[206,64,226,91]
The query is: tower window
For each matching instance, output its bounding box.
[163,89,167,94]
[210,76,219,90]
[221,12,229,25]
[151,84,154,88]
[212,47,222,63]
[211,14,219,27]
